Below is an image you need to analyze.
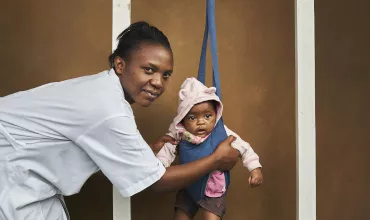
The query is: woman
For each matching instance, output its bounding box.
[0,21,240,220]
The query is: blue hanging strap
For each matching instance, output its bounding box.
[197,0,223,100]
[197,3,208,84]
[182,1,230,203]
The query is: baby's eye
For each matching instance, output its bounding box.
[188,116,195,121]
[205,114,213,119]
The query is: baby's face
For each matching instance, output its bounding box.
[182,101,217,138]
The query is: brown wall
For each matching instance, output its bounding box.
[0,1,113,219]
[1,0,369,220]
[131,1,296,219]
[316,0,370,219]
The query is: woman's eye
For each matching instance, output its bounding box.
[144,67,154,74]
[163,73,172,79]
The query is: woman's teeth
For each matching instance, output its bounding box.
[145,91,158,99]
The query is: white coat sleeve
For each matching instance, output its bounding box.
[224,125,262,171]
[75,115,165,197]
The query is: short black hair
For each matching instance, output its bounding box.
[108,21,172,67]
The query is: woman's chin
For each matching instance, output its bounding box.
[137,99,154,107]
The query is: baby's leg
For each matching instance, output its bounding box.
[173,208,192,220]
[173,190,198,220]
[201,208,221,220]
[198,195,226,219]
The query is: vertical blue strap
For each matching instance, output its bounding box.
[197,0,222,100]
[197,3,208,84]
[207,0,222,100]
[192,1,230,201]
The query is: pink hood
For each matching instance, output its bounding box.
[169,77,223,139]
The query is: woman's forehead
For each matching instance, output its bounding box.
[131,43,173,65]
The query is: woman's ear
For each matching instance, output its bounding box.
[114,56,126,76]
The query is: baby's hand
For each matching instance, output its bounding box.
[248,168,263,188]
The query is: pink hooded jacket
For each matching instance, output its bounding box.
[156,77,262,196]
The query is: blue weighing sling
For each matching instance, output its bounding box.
[178,0,231,203]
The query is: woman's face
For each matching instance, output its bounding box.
[115,43,174,107]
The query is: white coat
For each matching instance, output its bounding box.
[0,69,165,219]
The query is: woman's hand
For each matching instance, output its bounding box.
[149,135,178,155]
[212,135,240,171]
[248,168,263,188]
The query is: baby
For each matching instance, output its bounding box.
[157,77,263,220]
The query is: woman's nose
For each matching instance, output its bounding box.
[149,73,164,90]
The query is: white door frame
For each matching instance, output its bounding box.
[112,1,131,220]
[295,0,316,219]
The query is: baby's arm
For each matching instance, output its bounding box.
[156,133,178,168]
[224,125,262,171]
[224,125,263,187]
